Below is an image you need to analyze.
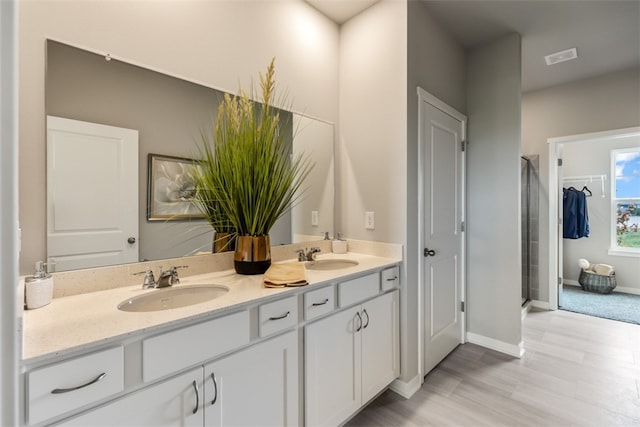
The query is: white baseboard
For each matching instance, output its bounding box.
[614,286,640,295]
[521,300,532,320]
[389,375,421,399]
[564,280,640,295]
[466,332,524,358]
[532,299,551,310]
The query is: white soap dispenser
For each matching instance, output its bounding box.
[25,261,54,310]
[332,232,347,254]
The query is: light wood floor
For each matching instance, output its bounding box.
[346,309,640,426]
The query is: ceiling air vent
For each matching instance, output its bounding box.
[545,48,578,66]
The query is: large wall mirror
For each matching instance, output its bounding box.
[45,40,334,272]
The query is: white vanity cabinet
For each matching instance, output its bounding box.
[305,281,399,426]
[57,367,203,427]
[58,331,299,427]
[204,330,299,426]
[25,258,402,427]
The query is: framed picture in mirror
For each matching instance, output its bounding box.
[147,153,204,221]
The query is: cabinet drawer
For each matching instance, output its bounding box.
[143,310,249,382]
[259,295,298,337]
[381,266,400,291]
[27,346,124,425]
[338,273,379,307]
[304,285,335,321]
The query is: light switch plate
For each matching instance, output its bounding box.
[311,210,319,226]
[365,211,375,230]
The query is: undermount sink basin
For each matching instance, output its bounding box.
[305,259,359,271]
[118,284,229,312]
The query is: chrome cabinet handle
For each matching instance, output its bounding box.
[386,276,398,281]
[362,309,370,329]
[51,372,106,394]
[312,298,329,307]
[211,372,218,405]
[355,312,363,332]
[269,311,290,321]
[192,380,199,415]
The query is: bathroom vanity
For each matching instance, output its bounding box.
[21,247,401,426]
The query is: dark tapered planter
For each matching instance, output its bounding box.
[234,235,271,275]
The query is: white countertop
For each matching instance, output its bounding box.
[22,252,400,363]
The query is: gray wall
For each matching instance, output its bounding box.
[562,136,640,292]
[522,67,640,302]
[406,0,466,381]
[338,0,410,380]
[466,33,523,351]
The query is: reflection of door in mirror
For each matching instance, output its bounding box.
[44,39,334,270]
[47,116,139,272]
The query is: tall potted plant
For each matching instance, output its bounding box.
[193,59,312,274]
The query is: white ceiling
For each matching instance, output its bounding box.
[306,0,640,93]
[305,0,380,23]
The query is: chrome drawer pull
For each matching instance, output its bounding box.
[268,311,290,321]
[211,372,218,405]
[386,276,398,281]
[192,380,199,414]
[51,372,106,394]
[312,298,329,307]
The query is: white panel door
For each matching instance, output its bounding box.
[419,92,465,375]
[47,116,138,271]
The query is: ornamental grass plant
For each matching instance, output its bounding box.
[192,58,312,243]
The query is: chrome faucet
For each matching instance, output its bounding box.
[295,247,321,262]
[134,265,188,289]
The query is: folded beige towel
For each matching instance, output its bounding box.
[594,264,614,276]
[263,262,308,288]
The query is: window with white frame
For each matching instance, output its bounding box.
[611,147,640,255]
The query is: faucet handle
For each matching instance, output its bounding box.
[308,247,321,261]
[133,269,155,289]
[169,265,188,285]
[295,249,306,262]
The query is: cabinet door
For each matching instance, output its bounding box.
[361,290,400,403]
[57,367,203,427]
[305,308,361,427]
[204,331,299,427]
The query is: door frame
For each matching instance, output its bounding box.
[547,126,640,310]
[416,87,467,380]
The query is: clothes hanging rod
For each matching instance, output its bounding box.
[563,175,607,197]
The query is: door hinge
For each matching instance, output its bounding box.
[460,301,465,312]
[460,221,465,232]
[557,158,563,167]
[461,140,467,152]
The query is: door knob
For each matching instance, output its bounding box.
[127,237,136,244]
[424,248,436,257]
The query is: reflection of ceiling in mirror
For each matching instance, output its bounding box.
[45,40,334,271]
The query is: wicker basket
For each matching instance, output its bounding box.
[578,269,616,294]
